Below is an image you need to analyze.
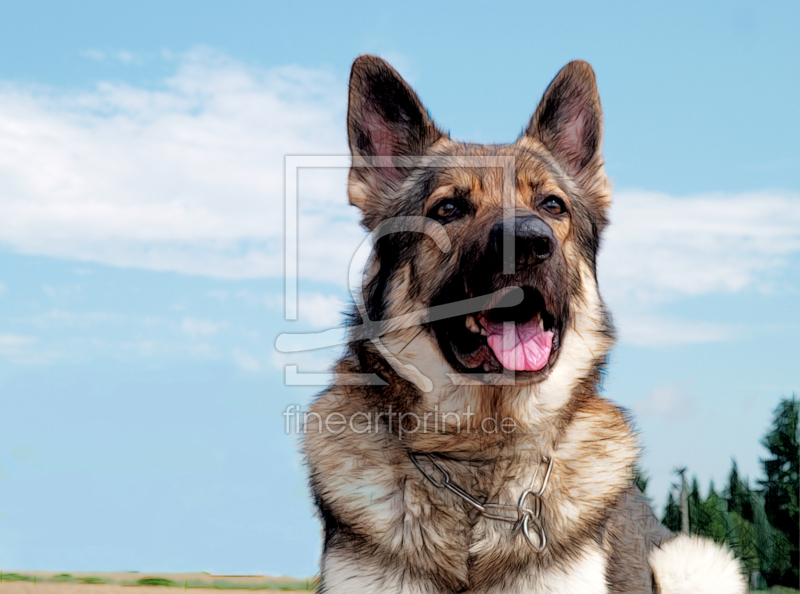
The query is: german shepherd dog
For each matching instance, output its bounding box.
[303,56,745,594]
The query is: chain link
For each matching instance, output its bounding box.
[409,451,553,552]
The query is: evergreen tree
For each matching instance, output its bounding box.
[662,490,681,533]
[751,490,792,588]
[757,394,799,588]
[726,507,760,581]
[696,480,727,544]
[723,462,760,579]
[633,465,649,496]
[726,460,754,523]
[655,395,798,589]
[688,475,701,533]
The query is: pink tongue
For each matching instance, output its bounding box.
[485,321,553,371]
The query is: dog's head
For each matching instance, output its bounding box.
[347,56,612,390]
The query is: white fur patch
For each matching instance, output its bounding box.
[533,542,609,594]
[483,542,609,594]
[322,547,441,593]
[649,534,746,594]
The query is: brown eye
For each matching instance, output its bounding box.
[542,196,566,216]
[428,198,471,223]
[437,201,458,217]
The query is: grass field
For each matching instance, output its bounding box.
[1,571,798,593]
[0,572,316,592]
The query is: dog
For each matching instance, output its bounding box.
[302,56,746,594]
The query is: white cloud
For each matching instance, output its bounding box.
[119,338,218,359]
[23,309,124,329]
[227,289,348,329]
[80,49,107,62]
[42,284,83,299]
[0,47,360,281]
[180,317,229,338]
[81,49,139,64]
[0,334,50,364]
[1,51,799,351]
[232,348,262,372]
[297,293,345,329]
[271,348,340,377]
[599,189,800,303]
[0,334,38,354]
[632,383,697,422]
[613,314,737,347]
[597,190,800,346]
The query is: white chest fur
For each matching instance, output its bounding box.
[321,538,609,594]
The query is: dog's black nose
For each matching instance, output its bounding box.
[490,216,554,263]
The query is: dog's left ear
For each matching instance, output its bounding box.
[347,55,443,226]
[525,61,605,192]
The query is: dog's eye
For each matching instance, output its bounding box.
[429,198,470,222]
[542,196,567,216]
[438,202,459,217]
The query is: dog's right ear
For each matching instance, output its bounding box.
[347,55,442,223]
[525,61,605,191]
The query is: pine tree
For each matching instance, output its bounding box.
[757,394,799,588]
[662,490,682,533]
[654,395,798,589]
[726,460,754,522]
[688,475,701,533]
[696,480,727,544]
[633,465,649,496]
[751,490,792,589]
[724,461,760,579]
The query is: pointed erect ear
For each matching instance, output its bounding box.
[525,61,603,181]
[347,55,442,212]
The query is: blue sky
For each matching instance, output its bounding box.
[0,0,798,578]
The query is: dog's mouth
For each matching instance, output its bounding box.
[432,285,564,379]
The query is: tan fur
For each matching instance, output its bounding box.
[304,56,740,593]
[304,381,636,593]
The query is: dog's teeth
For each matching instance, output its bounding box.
[479,325,487,337]
[538,316,544,331]
[466,315,481,334]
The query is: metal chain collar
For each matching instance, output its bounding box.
[409,451,554,552]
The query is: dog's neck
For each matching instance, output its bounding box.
[304,367,638,588]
